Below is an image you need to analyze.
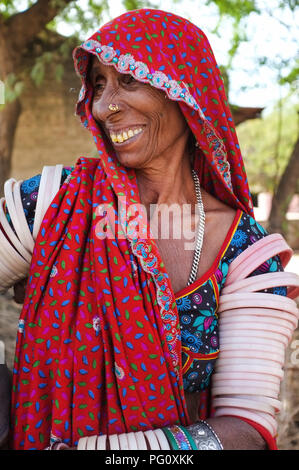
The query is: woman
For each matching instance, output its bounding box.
[1,8,298,450]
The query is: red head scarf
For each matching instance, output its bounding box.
[73,8,254,216]
[10,9,253,450]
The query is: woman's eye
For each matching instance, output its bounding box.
[94,83,104,91]
[122,74,136,85]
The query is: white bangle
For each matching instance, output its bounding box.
[43,166,57,217]
[0,256,19,283]
[118,433,129,450]
[237,394,282,413]
[109,434,120,450]
[135,431,148,450]
[212,379,280,394]
[77,436,88,450]
[13,180,35,253]
[215,357,285,370]
[212,397,275,415]
[86,435,98,450]
[220,314,294,331]
[153,429,170,450]
[51,164,64,202]
[4,179,34,255]
[219,341,285,355]
[0,197,32,264]
[33,166,55,240]
[219,329,288,347]
[218,349,285,366]
[0,223,29,275]
[144,430,160,450]
[127,432,138,450]
[212,385,278,399]
[219,321,292,342]
[96,435,107,450]
[4,179,23,245]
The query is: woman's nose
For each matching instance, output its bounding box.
[93,82,121,121]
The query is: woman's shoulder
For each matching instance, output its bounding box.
[222,210,269,264]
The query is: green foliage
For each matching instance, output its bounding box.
[237,101,299,193]
[279,59,299,90]
[1,73,24,104]
[122,0,157,10]
[30,51,53,86]
[206,0,259,20]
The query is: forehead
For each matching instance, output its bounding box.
[89,55,118,79]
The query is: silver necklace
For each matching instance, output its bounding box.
[187,169,205,286]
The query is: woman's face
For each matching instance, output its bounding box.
[89,56,190,169]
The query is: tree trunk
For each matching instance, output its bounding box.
[268,137,299,235]
[0,98,22,195]
[0,1,75,196]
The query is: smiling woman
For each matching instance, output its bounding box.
[0,8,298,452]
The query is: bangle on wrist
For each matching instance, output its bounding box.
[187,420,223,450]
[162,425,197,450]
[153,428,170,450]
[144,430,160,450]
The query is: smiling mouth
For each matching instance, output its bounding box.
[109,127,144,144]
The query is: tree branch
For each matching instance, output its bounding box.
[268,136,299,233]
[6,0,74,50]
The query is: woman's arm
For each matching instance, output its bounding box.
[0,364,12,450]
[52,418,267,450]
[206,416,267,450]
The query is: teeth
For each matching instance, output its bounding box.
[110,127,143,143]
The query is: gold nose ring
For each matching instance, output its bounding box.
[108,103,119,112]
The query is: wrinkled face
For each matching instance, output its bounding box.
[89,55,190,169]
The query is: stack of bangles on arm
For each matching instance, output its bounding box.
[213,234,299,439]
[0,166,63,293]
[48,422,223,450]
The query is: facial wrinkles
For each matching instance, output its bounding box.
[143,110,163,166]
[90,59,190,169]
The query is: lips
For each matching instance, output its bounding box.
[108,126,144,144]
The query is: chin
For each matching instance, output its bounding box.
[116,153,146,169]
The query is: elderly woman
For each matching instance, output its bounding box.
[0,9,298,451]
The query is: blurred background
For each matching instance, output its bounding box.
[0,0,298,450]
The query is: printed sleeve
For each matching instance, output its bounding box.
[222,212,287,296]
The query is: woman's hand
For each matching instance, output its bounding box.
[13,277,28,304]
[0,365,12,450]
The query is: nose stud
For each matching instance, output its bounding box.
[108,103,119,112]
